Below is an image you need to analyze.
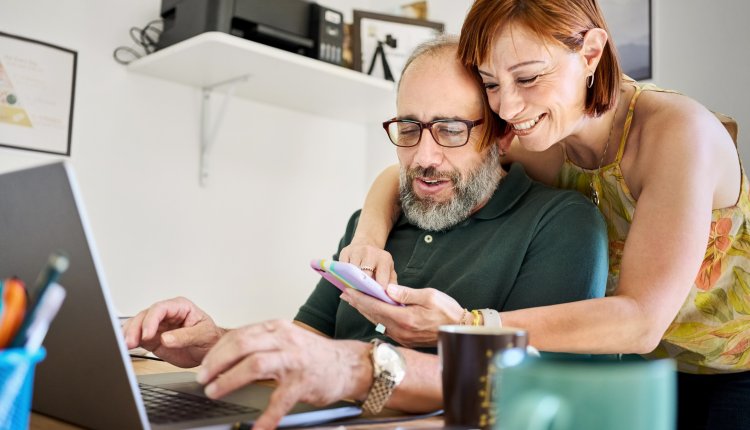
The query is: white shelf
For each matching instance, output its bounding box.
[128,32,396,123]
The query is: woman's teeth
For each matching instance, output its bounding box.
[513,115,542,130]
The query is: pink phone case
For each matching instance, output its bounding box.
[310,259,402,306]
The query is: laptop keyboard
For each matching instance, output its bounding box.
[139,383,260,424]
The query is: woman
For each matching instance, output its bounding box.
[339,0,749,428]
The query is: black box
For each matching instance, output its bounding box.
[158,0,343,65]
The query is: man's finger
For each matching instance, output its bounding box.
[198,322,284,385]
[203,351,281,399]
[123,312,146,349]
[160,324,210,348]
[384,283,424,305]
[253,384,301,430]
[342,289,404,328]
[140,298,192,340]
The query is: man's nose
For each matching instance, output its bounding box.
[412,129,445,169]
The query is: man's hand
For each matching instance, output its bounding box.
[122,297,225,368]
[339,242,398,288]
[196,320,372,430]
[340,284,464,348]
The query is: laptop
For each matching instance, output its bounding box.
[0,162,362,429]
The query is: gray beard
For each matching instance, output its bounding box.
[399,145,503,232]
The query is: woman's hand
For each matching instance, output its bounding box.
[340,284,465,348]
[339,241,398,288]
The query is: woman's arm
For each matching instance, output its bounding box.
[339,164,402,286]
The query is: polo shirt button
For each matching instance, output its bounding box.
[424,235,433,244]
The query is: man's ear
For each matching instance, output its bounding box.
[581,28,608,72]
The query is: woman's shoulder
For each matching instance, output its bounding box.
[632,87,732,154]
[635,87,719,133]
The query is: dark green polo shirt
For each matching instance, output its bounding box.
[295,163,608,354]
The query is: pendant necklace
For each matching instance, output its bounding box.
[590,101,619,206]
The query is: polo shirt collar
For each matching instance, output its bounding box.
[394,162,532,227]
[472,162,531,220]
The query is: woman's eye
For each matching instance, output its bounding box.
[518,75,539,85]
[483,82,498,91]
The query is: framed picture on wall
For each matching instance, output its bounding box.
[352,10,444,82]
[600,0,652,81]
[0,32,77,155]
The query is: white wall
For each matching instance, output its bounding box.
[1,0,748,328]
[0,0,396,327]
[653,0,750,165]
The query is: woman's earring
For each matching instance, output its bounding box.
[586,73,595,89]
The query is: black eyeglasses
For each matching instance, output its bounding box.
[382,118,485,148]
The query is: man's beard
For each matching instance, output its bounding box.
[399,145,503,232]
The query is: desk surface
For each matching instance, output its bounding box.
[29,358,443,429]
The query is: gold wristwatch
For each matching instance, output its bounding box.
[361,339,406,414]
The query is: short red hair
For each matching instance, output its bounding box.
[459,0,621,117]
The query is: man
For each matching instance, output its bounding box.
[124,35,607,430]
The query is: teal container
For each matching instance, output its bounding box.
[0,347,46,429]
[495,356,676,430]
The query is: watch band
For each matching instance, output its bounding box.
[361,339,399,415]
[361,370,397,414]
[479,308,502,327]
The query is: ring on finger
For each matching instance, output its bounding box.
[360,265,375,272]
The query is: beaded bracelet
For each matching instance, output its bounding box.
[459,308,471,325]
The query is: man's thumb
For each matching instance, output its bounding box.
[386,283,416,305]
[161,326,201,347]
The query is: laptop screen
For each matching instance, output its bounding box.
[0,162,363,430]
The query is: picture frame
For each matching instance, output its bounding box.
[352,10,444,82]
[600,0,652,81]
[0,32,77,155]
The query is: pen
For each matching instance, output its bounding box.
[30,252,69,305]
[9,253,69,348]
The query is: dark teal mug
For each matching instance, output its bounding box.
[494,356,676,430]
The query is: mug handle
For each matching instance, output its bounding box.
[503,392,570,430]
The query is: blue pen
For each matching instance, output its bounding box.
[30,252,69,305]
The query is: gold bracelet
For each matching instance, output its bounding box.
[471,310,482,326]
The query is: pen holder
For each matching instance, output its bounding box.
[0,347,46,430]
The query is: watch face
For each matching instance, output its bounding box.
[374,343,406,384]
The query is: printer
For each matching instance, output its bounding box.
[157,0,344,66]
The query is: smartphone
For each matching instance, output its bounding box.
[310,259,402,306]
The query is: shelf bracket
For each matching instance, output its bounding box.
[199,74,250,186]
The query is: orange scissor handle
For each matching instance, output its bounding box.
[0,278,27,348]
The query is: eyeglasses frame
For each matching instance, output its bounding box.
[382,118,485,148]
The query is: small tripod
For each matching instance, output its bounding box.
[366,34,398,81]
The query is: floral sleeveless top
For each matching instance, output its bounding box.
[556,82,750,374]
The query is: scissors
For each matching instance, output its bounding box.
[0,277,28,349]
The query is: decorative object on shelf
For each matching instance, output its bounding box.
[600,0,651,80]
[352,10,444,82]
[401,1,428,20]
[0,32,76,156]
